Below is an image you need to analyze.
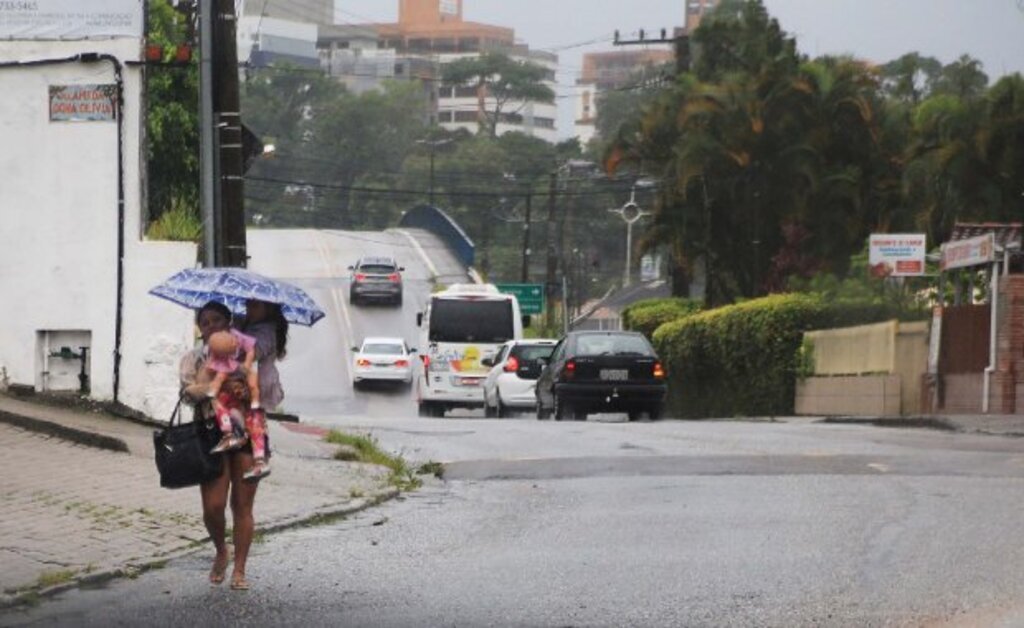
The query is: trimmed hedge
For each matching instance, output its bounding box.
[651,293,919,418]
[621,298,703,339]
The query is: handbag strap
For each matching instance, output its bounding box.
[167,396,184,427]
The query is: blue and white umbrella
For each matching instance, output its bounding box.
[150,267,325,326]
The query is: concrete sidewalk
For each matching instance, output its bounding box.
[812,413,1024,437]
[0,392,397,607]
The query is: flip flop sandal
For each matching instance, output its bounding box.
[209,556,229,585]
[230,575,250,591]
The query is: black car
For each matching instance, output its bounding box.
[535,331,667,421]
[348,256,404,306]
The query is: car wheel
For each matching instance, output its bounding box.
[484,401,497,418]
[418,402,438,418]
[627,410,643,422]
[496,395,511,419]
[349,291,358,305]
[395,294,403,307]
[536,399,550,420]
[648,404,664,421]
[572,408,587,421]
[553,394,568,422]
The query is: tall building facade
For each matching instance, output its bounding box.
[685,0,720,34]
[240,0,333,25]
[573,49,674,145]
[368,0,559,142]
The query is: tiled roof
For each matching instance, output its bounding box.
[949,222,1023,249]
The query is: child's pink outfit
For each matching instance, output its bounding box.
[213,390,267,462]
[207,329,256,374]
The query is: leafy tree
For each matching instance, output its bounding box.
[880,52,942,104]
[933,55,989,100]
[441,52,555,138]
[146,0,198,223]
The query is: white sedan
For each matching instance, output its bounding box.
[352,337,415,387]
[482,338,558,418]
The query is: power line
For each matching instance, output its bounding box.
[246,174,655,199]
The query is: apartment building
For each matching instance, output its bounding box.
[370,0,559,142]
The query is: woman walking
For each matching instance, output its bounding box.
[179,301,264,590]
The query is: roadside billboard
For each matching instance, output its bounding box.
[940,233,995,270]
[0,1,143,40]
[868,234,927,278]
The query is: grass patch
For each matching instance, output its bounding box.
[416,461,445,478]
[36,569,76,589]
[325,430,422,491]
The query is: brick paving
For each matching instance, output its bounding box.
[0,396,395,604]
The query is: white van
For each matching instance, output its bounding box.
[415,284,523,417]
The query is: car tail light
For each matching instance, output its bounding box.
[563,359,576,380]
[355,273,367,281]
[387,273,400,282]
[394,359,409,368]
[503,356,519,372]
[356,358,370,367]
[653,361,665,379]
[422,355,430,368]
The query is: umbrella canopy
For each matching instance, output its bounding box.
[150,267,325,326]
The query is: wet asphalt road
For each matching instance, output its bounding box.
[8,418,1024,627]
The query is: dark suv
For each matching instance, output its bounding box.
[535,331,667,421]
[348,256,404,306]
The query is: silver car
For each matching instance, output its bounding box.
[348,256,404,306]
[481,339,558,418]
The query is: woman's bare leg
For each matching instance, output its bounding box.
[229,451,259,588]
[199,461,231,583]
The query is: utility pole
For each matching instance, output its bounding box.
[544,171,559,331]
[520,192,532,282]
[214,0,246,267]
[416,138,451,207]
[199,0,216,267]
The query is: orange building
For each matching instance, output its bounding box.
[376,0,514,54]
[366,0,558,142]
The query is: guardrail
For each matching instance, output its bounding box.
[398,205,476,267]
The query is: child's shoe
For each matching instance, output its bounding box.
[243,458,271,482]
[210,434,247,454]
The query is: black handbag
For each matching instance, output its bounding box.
[153,397,224,489]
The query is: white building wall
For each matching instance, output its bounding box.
[0,39,196,418]
[437,51,558,143]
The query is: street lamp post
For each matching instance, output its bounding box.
[608,186,650,288]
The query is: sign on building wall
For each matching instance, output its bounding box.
[49,84,118,122]
[0,1,143,40]
[940,233,995,270]
[868,233,927,277]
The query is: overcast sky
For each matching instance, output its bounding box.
[334,0,1024,137]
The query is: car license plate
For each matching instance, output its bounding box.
[461,378,481,387]
[600,369,629,381]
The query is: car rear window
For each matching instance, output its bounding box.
[511,345,555,361]
[362,343,405,355]
[574,334,653,356]
[358,264,396,274]
[429,299,514,343]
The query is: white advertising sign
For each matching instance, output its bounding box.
[0,1,143,40]
[940,233,995,270]
[868,233,927,278]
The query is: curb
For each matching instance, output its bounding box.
[818,416,959,432]
[0,487,401,611]
[0,409,129,453]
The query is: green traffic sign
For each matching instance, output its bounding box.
[496,283,545,315]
